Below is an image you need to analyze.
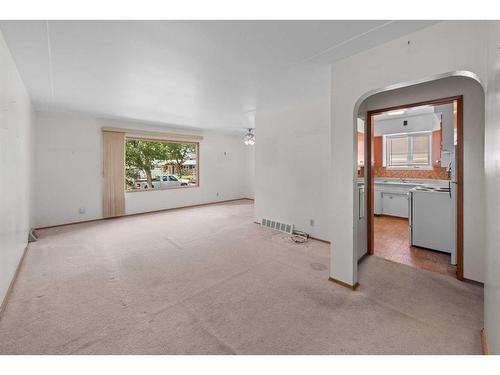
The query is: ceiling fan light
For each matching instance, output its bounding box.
[243,128,255,146]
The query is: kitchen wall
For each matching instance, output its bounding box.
[34,110,254,227]
[371,112,449,179]
[0,31,34,306]
[330,21,489,287]
[255,99,331,241]
[371,130,449,179]
[484,21,500,355]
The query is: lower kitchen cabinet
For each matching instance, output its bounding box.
[374,180,447,218]
[381,191,409,218]
[374,190,382,215]
[374,183,416,218]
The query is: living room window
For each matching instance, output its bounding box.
[125,138,199,191]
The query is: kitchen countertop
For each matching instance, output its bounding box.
[374,178,448,188]
[357,178,449,189]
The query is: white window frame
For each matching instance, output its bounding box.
[382,131,433,170]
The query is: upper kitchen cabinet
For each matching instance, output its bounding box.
[435,103,456,167]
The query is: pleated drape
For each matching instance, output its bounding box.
[102,130,125,217]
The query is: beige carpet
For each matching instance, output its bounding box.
[0,200,483,354]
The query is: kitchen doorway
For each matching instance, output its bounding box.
[364,96,463,280]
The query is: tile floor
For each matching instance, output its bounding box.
[374,215,457,278]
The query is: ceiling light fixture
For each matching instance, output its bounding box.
[244,128,255,146]
[387,109,405,116]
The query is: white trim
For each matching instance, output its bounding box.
[382,134,387,167]
[382,130,434,138]
[102,127,203,141]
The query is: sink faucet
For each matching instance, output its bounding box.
[400,178,407,183]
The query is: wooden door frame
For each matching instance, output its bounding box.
[366,95,464,280]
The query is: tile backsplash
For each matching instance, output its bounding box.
[358,165,449,179]
[373,166,449,179]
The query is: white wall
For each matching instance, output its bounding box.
[255,99,331,240]
[34,110,254,227]
[0,31,34,306]
[245,144,255,199]
[329,20,500,352]
[34,112,103,226]
[329,21,491,286]
[484,22,500,355]
[125,129,253,215]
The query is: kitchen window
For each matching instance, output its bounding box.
[383,131,432,169]
[125,138,199,191]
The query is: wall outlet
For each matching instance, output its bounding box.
[79,207,86,214]
[310,219,315,227]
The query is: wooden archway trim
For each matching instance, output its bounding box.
[366,95,464,280]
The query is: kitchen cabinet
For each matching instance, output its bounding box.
[374,190,382,215]
[381,192,408,217]
[357,185,367,260]
[374,179,447,218]
[374,180,433,218]
[436,104,455,167]
[375,185,410,217]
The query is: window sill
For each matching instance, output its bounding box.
[126,185,200,193]
[385,166,433,171]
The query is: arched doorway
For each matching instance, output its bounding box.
[354,73,485,282]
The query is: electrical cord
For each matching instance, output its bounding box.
[290,230,309,244]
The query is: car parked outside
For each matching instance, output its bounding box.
[135,175,188,190]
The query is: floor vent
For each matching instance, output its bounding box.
[261,218,294,234]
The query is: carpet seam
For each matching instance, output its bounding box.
[180,301,238,355]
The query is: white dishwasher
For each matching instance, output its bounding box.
[409,186,455,263]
